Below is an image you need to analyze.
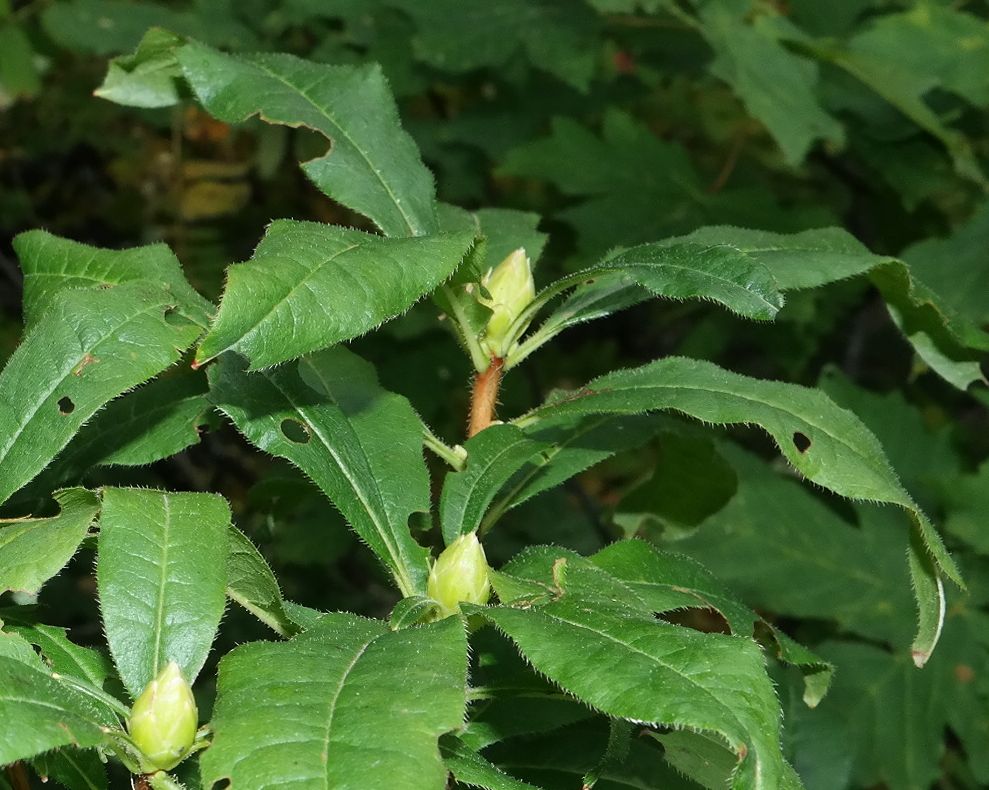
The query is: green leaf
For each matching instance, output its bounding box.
[32,749,108,790]
[673,443,917,648]
[201,614,468,790]
[0,488,98,594]
[176,40,439,237]
[0,655,113,765]
[516,275,651,359]
[479,415,660,534]
[7,620,113,688]
[63,372,210,469]
[591,540,832,705]
[470,560,794,788]
[389,595,441,630]
[440,425,546,545]
[499,110,827,257]
[97,487,230,697]
[13,230,211,330]
[542,241,785,320]
[652,730,740,790]
[0,625,50,668]
[475,208,548,271]
[195,221,474,369]
[0,283,200,506]
[508,240,788,368]
[208,348,432,596]
[902,200,989,327]
[613,429,737,539]
[0,23,40,101]
[94,27,186,108]
[694,4,844,164]
[389,0,599,91]
[440,734,540,790]
[943,461,989,557]
[840,4,989,107]
[482,719,698,790]
[41,0,257,55]
[794,30,985,185]
[674,224,989,389]
[515,355,959,662]
[225,525,296,638]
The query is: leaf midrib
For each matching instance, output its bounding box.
[150,492,172,681]
[318,639,373,787]
[268,362,414,596]
[514,606,763,775]
[222,242,359,360]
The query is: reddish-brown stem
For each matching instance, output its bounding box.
[468,357,503,438]
[133,775,152,790]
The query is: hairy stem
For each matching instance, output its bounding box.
[423,426,466,470]
[467,357,503,438]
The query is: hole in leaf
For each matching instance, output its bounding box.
[657,608,730,635]
[57,396,75,415]
[792,431,811,453]
[280,419,311,444]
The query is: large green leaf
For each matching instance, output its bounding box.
[0,488,98,594]
[200,613,468,790]
[470,559,795,789]
[195,221,474,369]
[0,283,200,506]
[591,540,832,705]
[515,355,958,663]
[13,229,211,329]
[0,655,113,765]
[176,41,439,237]
[208,348,432,596]
[96,487,229,697]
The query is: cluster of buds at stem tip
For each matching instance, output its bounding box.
[478,247,535,359]
[128,662,198,771]
[427,532,492,617]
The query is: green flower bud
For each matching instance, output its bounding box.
[128,662,198,771]
[479,248,535,358]
[427,532,491,617]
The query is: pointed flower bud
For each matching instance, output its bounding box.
[479,248,535,358]
[128,662,198,771]
[427,532,491,617]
